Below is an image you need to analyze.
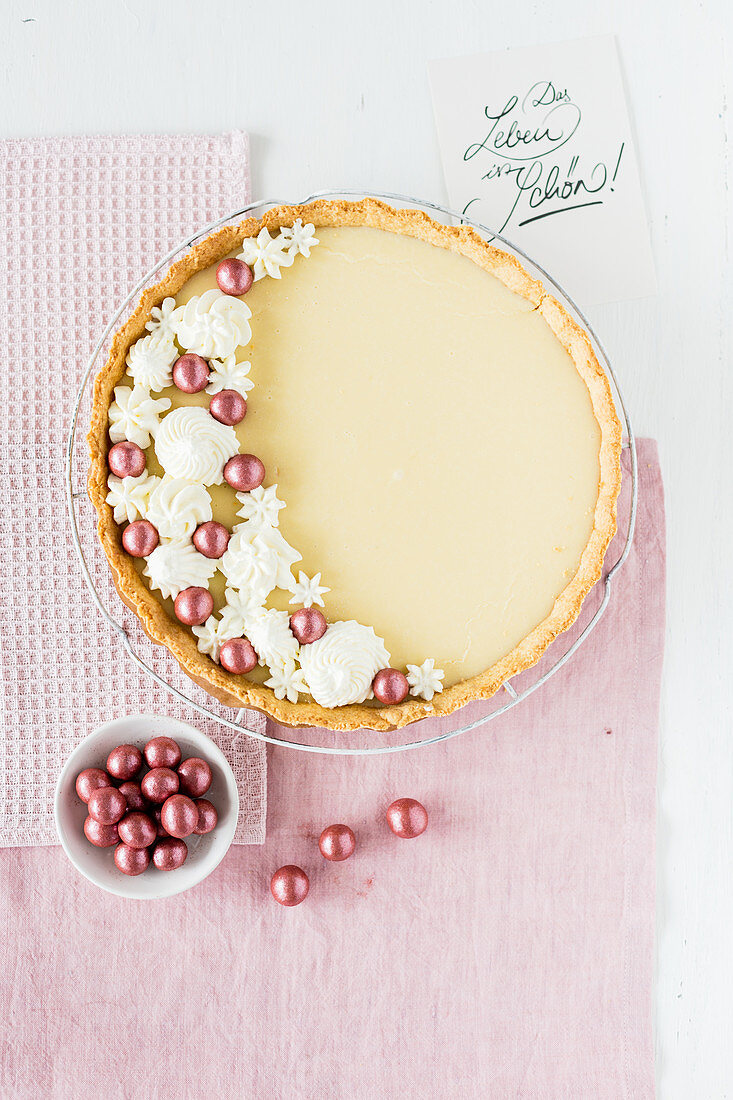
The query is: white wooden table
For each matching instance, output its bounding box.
[5,1,732,1094]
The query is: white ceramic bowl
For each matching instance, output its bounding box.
[54,713,239,900]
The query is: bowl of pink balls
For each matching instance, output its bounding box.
[54,714,239,899]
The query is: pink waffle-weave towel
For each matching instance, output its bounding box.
[0,132,267,846]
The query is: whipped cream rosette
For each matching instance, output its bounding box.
[154,407,239,485]
[143,539,217,601]
[298,621,391,708]
[126,332,177,391]
[145,476,213,540]
[172,289,252,359]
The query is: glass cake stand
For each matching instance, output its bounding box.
[66,190,637,755]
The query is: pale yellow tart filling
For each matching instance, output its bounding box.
[88,200,621,731]
[178,227,599,684]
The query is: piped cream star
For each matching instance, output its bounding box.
[288,571,329,608]
[223,587,266,623]
[192,606,247,662]
[279,218,319,258]
[144,297,178,343]
[406,658,445,702]
[205,354,254,397]
[238,227,294,280]
[236,485,286,529]
[108,385,171,448]
[106,472,159,524]
[265,661,309,703]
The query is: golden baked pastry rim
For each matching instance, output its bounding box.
[87,197,623,732]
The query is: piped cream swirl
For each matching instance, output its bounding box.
[154,407,238,485]
[298,621,389,707]
[145,476,212,539]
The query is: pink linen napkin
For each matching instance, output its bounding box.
[0,132,266,847]
[0,440,663,1099]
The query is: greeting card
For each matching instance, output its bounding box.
[429,36,656,305]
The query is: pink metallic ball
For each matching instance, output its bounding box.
[114,843,150,876]
[319,824,356,862]
[144,736,182,770]
[117,781,146,812]
[122,519,159,558]
[178,757,212,798]
[216,257,254,296]
[193,798,218,835]
[106,743,143,781]
[108,440,146,479]
[270,865,309,907]
[117,811,157,849]
[372,668,410,705]
[160,793,199,839]
[289,607,327,645]
[75,767,112,804]
[152,837,188,871]
[141,767,179,804]
[223,453,265,492]
[193,521,230,559]
[174,586,214,626]
[209,389,247,426]
[219,637,258,675]
[386,797,428,839]
[84,816,119,848]
[172,353,210,393]
[87,786,127,826]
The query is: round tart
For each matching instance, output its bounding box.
[88,199,622,731]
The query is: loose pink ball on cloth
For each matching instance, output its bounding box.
[106,743,143,781]
[114,843,150,876]
[386,798,428,839]
[216,257,253,296]
[75,768,111,804]
[193,799,218,835]
[289,608,327,645]
[174,586,214,626]
[219,637,258,674]
[87,786,127,826]
[118,811,157,850]
[372,668,410,705]
[172,353,209,393]
[141,767,179,804]
[223,453,265,492]
[122,519,159,557]
[178,757,212,798]
[152,837,188,871]
[270,865,309,907]
[193,521,230,559]
[144,737,182,770]
[108,440,146,478]
[161,794,199,839]
[84,817,119,848]
[209,389,246,426]
[319,824,356,862]
[117,781,146,812]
